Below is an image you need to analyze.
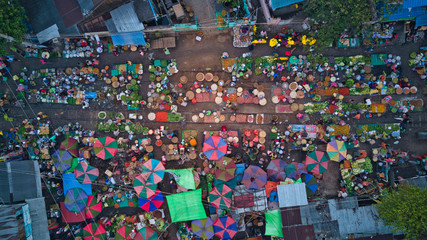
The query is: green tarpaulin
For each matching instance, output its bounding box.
[166,189,207,222]
[166,168,196,190]
[265,209,283,237]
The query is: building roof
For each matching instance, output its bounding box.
[0,204,25,239]
[402,0,427,8]
[0,161,42,203]
[416,14,427,27]
[53,0,84,28]
[77,0,95,16]
[107,2,144,33]
[232,185,267,214]
[280,207,302,226]
[36,24,60,43]
[134,0,160,22]
[25,198,50,240]
[111,32,146,46]
[385,6,426,21]
[282,225,316,240]
[270,0,304,11]
[277,183,308,208]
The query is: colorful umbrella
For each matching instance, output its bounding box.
[139,190,164,212]
[215,157,236,182]
[59,137,79,157]
[75,161,99,184]
[83,222,106,240]
[241,165,267,190]
[267,159,287,181]
[64,187,88,213]
[114,225,133,240]
[134,174,157,199]
[52,149,73,172]
[265,181,279,197]
[203,136,227,160]
[209,184,232,209]
[86,195,102,219]
[305,151,329,174]
[141,159,165,184]
[327,140,347,162]
[94,136,118,160]
[192,218,214,239]
[284,162,307,180]
[302,173,318,197]
[213,216,237,240]
[135,227,158,240]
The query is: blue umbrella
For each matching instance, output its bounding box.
[302,173,318,197]
[52,150,73,172]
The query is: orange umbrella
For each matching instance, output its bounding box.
[265,181,279,197]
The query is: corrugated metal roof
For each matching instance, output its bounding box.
[270,0,304,11]
[77,0,94,15]
[0,205,23,239]
[231,185,267,214]
[109,2,144,32]
[401,176,427,188]
[280,207,301,226]
[402,0,427,8]
[0,163,11,203]
[282,225,316,240]
[53,0,84,28]
[111,32,146,46]
[25,198,49,240]
[416,14,427,27]
[277,183,308,208]
[37,24,60,44]
[386,6,426,21]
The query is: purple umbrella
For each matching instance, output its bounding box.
[241,165,267,190]
[191,218,214,239]
[64,188,88,213]
[267,159,287,181]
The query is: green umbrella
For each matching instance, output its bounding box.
[94,136,118,160]
[209,184,232,209]
[114,225,133,240]
[134,174,157,199]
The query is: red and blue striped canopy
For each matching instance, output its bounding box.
[203,136,227,160]
[213,216,237,240]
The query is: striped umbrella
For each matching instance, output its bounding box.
[59,137,79,157]
[203,136,227,160]
[215,157,236,182]
[241,165,267,190]
[192,218,214,239]
[284,162,307,180]
[83,223,106,240]
[114,225,133,240]
[209,184,232,209]
[141,159,165,184]
[94,136,118,160]
[134,174,157,199]
[134,227,158,240]
[139,190,164,212]
[86,195,102,219]
[75,162,99,184]
[302,173,318,197]
[327,140,347,162]
[52,150,73,172]
[305,151,329,175]
[213,216,237,240]
[64,188,88,213]
[267,159,287,181]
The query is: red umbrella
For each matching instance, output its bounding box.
[141,159,165,184]
[213,216,237,239]
[133,174,157,199]
[83,222,106,240]
[74,161,99,184]
[305,151,329,175]
[267,159,287,181]
[59,137,79,157]
[138,190,164,212]
[203,136,227,160]
[115,225,134,239]
[209,184,232,209]
[241,165,267,190]
[86,195,102,219]
[215,158,236,182]
[94,136,118,160]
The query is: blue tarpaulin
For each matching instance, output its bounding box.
[416,14,427,27]
[385,6,426,21]
[63,173,92,196]
[403,0,427,8]
[270,0,304,10]
[111,31,146,46]
[85,92,97,99]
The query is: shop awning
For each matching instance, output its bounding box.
[111,32,146,46]
[37,25,60,44]
[416,14,427,27]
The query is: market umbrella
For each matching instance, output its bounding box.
[284,162,307,180]
[139,189,164,212]
[241,165,267,190]
[267,159,287,181]
[203,136,227,160]
[305,151,329,175]
[302,173,318,197]
[265,181,279,198]
[59,137,79,157]
[86,195,102,219]
[83,222,106,240]
[52,149,74,172]
[75,161,99,184]
[134,174,157,199]
[114,225,133,240]
[213,216,237,240]
[209,184,232,209]
[94,136,118,160]
[192,218,214,239]
[64,187,88,213]
[141,159,165,184]
[215,157,236,182]
[135,227,158,240]
[327,140,347,162]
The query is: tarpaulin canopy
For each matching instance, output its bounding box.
[166,168,196,190]
[215,157,236,182]
[74,161,99,184]
[83,222,106,240]
[209,184,232,209]
[64,187,88,213]
[242,165,267,190]
[86,195,102,219]
[59,137,79,157]
[52,149,73,172]
[142,159,165,184]
[203,136,227,160]
[265,209,283,237]
[267,159,287,181]
[327,140,347,162]
[302,173,318,197]
[305,151,329,175]
[235,163,245,182]
[134,174,157,199]
[111,32,146,46]
[166,189,207,222]
[139,189,164,212]
[94,136,118,160]
[192,218,214,239]
[213,216,237,240]
[63,173,92,196]
[284,162,307,180]
[60,202,85,223]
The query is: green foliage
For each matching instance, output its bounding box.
[0,0,28,56]
[217,0,233,3]
[376,185,427,239]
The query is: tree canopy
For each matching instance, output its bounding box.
[304,0,398,49]
[376,184,427,239]
[0,0,28,56]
